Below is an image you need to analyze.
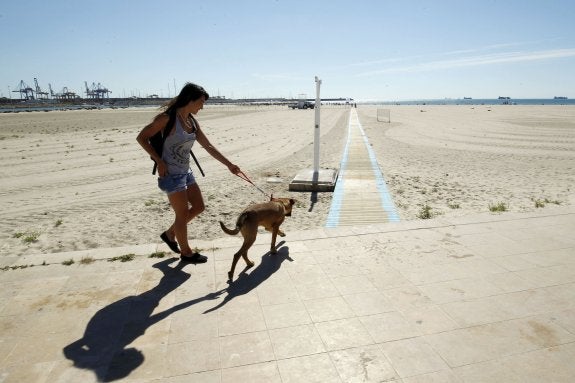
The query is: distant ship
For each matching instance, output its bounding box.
[463,97,472,99]
[498,96,513,105]
[554,96,568,99]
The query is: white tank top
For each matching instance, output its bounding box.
[162,117,196,175]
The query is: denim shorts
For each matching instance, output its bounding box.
[158,172,196,195]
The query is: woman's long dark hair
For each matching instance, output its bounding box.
[162,82,210,117]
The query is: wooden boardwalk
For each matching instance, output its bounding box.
[326,108,399,227]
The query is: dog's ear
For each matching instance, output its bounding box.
[289,198,296,206]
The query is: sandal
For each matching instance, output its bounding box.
[160,232,180,254]
[180,252,208,264]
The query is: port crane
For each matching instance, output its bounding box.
[60,87,78,100]
[13,80,35,100]
[85,81,112,100]
[34,78,49,99]
[50,84,78,100]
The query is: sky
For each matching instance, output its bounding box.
[1,0,575,101]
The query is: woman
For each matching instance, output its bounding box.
[137,83,241,263]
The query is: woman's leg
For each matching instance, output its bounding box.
[167,190,193,255]
[166,183,205,256]
[185,183,205,222]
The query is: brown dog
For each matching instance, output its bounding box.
[219,197,295,281]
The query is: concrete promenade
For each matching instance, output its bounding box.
[1,206,574,382]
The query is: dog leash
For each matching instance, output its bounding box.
[235,171,272,199]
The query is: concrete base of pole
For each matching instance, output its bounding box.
[288,168,338,192]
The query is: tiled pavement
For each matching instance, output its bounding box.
[1,206,574,382]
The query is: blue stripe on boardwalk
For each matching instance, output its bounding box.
[325,115,351,228]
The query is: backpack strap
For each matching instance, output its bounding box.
[164,111,176,139]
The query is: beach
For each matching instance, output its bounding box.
[1,104,574,258]
[359,105,575,221]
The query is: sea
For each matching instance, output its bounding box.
[366,98,574,106]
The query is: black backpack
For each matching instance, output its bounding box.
[150,112,176,175]
[149,112,205,176]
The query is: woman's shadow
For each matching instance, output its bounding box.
[63,258,223,382]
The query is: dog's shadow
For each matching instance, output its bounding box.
[63,258,224,382]
[204,241,292,313]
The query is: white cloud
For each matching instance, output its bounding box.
[356,48,575,77]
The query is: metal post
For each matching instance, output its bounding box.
[313,76,322,174]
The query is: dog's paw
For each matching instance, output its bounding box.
[278,231,286,237]
[270,248,278,254]
[246,260,255,268]
[227,271,233,281]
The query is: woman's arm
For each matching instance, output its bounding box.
[195,126,240,174]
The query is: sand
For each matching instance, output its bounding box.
[0,105,349,257]
[358,105,575,220]
[1,104,574,258]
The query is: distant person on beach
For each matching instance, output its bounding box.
[137,82,241,263]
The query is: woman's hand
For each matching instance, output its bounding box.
[157,160,168,177]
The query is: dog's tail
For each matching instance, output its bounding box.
[219,221,240,235]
